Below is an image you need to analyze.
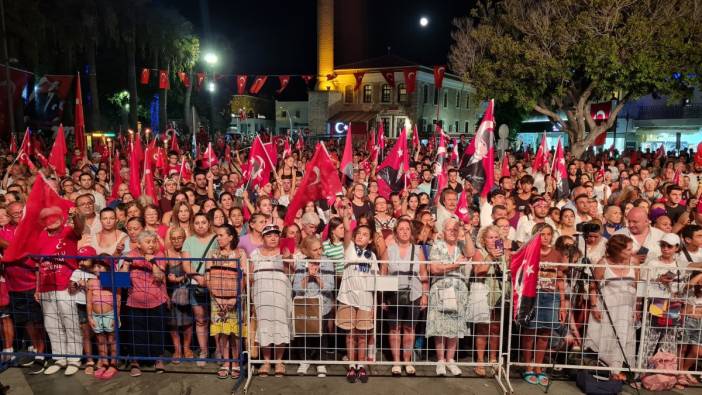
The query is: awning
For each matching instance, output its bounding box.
[328,111,378,124]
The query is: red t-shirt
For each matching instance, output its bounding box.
[125,250,168,309]
[0,224,37,292]
[36,225,80,293]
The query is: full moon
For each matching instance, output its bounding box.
[419,16,429,27]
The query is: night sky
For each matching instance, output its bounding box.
[167,0,474,75]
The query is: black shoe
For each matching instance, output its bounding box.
[28,359,47,375]
[346,367,357,383]
[18,355,34,367]
[357,366,368,383]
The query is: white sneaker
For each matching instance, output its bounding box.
[43,364,63,375]
[436,361,447,376]
[316,365,327,377]
[296,363,310,376]
[64,365,80,376]
[446,360,462,376]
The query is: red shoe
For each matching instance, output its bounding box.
[346,367,357,383]
[357,366,369,383]
[100,367,118,380]
[93,367,107,379]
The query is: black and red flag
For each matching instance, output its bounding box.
[510,234,541,322]
[461,99,495,197]
[376,128,409,199]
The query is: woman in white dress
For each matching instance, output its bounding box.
[250,224,293,377]
[583,234,640,382]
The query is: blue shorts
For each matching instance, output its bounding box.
[526,291,560,330]
[92,312,115,334]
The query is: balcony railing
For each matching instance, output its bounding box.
[637,104,702,120]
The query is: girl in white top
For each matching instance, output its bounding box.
[335,204,378,383]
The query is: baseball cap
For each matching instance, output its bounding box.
[660,233,680,246]
[77,245,97,257]
[262,224,281,236]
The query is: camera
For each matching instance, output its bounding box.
[576,222,601,234]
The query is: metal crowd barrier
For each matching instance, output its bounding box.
[0,255,246,391]
[2,255,702,395]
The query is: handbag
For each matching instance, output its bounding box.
[575,371,623,395]
[437,286,458,313]
[171,286,190,306]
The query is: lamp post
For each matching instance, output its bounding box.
[203,51,218,137]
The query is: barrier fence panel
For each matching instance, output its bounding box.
[244,258,511,393]
[0,254,246,389]
[505,260,702,389]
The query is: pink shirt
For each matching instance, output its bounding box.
[36,225,79,293]
[125,251,168,309]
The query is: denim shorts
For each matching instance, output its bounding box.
[92,312,115,334]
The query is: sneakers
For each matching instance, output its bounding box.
[316,365,327,377]
[436,361,447,377]
[20,347,37,367]
[346,366,357,383]
[43,364,63,375]
[64,364,80,376]
[357,366,369,383]
[28,359,48,375]
[446,360,462,376]
[296,363,310,376]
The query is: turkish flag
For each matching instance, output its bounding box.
[403,67,417,94]
[353,72,364,91]
[433,65,446,90]
[196,72,206,90]
[224,143,232,164]
[283,138,292,158]
[110,151,122,201]
[510,234,541,321]
[531,132,549,174]
[382,70,395,87]
[129,140,142,198]
[450,138,459,167]
[74,73,86,154]
[2,174,74,262]
[236,75,248,95]
[590,102,611,121]
[501,155,510,178]
[552,137,569,200]
[340,128,353,184]
[243,136,277,189]
[140,68,150,85]
[158,70,169,89]
[377,122,385,151]
[202,142,219,169]
[301,75,314,86]
[296,132,304,151]
[134,132,144,164]
[277,75,291,94]
[48,124,67,177]
[455,191,471,223]
[177,71,190,88]
[170,133,180,154]
[412,124,420,150]
[376,128,409,199]
[594,131,606,146]
[44,75,75,99]
[284,143,343,225]
[143,150,158,204]
[249,75,268,95]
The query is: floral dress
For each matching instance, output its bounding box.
[426,239,471,338]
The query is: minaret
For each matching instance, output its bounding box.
[316,0,334,91]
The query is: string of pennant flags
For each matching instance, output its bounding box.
[138,64,448,96]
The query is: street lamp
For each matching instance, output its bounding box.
[204,52,218,65]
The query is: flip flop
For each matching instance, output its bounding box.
[217,366,230,379]
[522,371,538,385]
[536,373,550,386]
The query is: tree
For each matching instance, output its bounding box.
[449,0,702,158]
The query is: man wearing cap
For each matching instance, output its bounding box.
[159,177,178,214]
[34,205,85,376]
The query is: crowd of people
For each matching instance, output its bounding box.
[1,130,702,390]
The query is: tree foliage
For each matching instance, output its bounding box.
[449,0,702,157]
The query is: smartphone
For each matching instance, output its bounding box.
[637,246,649,256]
[495,239,504,253]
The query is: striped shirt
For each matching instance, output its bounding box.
[323,240,345,274]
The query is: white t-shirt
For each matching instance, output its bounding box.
[69,269,97,305]
[337,244,379,311]
[515,215,557,244]
[613,226,665,260]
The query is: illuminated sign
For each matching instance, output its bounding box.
[334,122,349,134]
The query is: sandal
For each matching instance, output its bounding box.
[93,367,107,379]
[258,363,271,377]
[686,374,700,385]
[183,349,194,359]
[678,375,692,386]
[171,351,182,365]
[84,361,95,375]
[405,365,416,376]
[473,366,487,377]
[274,363,286,377]
[522,371,538,385]
[101,366,118,380]
[217,366,230,379]
[536,373,550,386]
[391,365,402,376]
[230,368,240,379]
[154,361,166,374]
[129,365,142,377]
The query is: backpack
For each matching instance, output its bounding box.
[641,351,678,391]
